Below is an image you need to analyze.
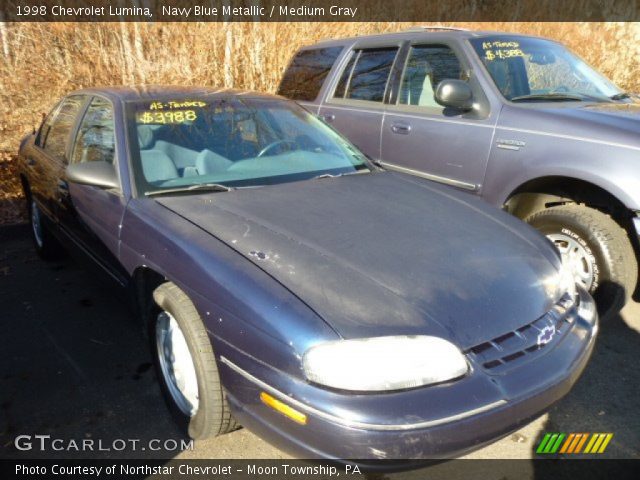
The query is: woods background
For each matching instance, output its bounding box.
[1,22,639,224]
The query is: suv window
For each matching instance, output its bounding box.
[43,95,85,162]
[71,97,116,165]
[334,48,398,102]
[399,45,463,107]
[278,47,343,101]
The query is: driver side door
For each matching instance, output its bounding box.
[62,96,129,285]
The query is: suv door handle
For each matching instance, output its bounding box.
[391,123,411,134]
[320,114,335,123]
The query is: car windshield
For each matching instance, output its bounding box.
[126,95,369,195]
[470,36,622,102]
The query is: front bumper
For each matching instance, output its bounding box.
[216,291,597,461]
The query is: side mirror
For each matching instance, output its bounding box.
[66,161,119,190]
[435,79,474,111]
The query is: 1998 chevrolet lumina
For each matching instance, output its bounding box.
[18,86,597,460]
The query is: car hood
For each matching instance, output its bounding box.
[156,172,562,348]
[502,101,640,148]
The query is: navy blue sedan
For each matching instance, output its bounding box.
[17,86,597,460]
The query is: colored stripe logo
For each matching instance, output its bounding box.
[536,433,613,454]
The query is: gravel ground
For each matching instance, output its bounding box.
[1,224,638,464]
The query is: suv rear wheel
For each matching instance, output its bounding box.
[525,204,637,320]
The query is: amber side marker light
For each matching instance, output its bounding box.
[260,392,307,425]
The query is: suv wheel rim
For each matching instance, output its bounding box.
[547,232,595,291]
[156,311,199,416]
[31,200,43,249]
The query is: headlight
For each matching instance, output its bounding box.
[302,335,468,392]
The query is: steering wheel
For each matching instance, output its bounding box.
[257,140,296,158]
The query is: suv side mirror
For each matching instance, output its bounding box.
[66,161,119,190]
[435,80,474,111]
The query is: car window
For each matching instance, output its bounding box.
[334,48,398,102]
[42,95,86,162]
[398,45,463,108]
[127,96,369,194]
[71,97,116,165]
[35,101,63,148]
[278,47,343,101]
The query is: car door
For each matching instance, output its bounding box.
[61,95,129,284]
[380,41,496,193]
[318,45,402,160]
[27,96,87,221]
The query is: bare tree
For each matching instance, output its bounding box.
[0,12,10,62]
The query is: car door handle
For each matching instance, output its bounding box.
[391,123,411,134]
[27,157,36,166]
[320,114,335,123]
[57,179,69,195]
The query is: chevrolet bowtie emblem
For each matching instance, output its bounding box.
[537,325,556,346]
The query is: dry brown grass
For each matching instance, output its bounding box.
[0,22,638,224]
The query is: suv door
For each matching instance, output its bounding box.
[318,46,401,160]
[63,96,128,284]
[380,42,495,192]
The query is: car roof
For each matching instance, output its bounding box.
[69,85,282,103]
[307,28,546,48]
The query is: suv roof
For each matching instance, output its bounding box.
[309,28,543,49]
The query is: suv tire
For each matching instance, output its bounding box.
[525,204,637,321]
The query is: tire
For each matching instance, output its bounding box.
[25,188,64,260]
[150,282,238,439]
[525,204,638,320]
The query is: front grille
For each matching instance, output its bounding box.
[464,294,577,373]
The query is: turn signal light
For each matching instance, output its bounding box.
[260,392,307,425]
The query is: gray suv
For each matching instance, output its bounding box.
[278,26,640,319]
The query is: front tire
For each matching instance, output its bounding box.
[525,204,637,320]
[150,282,238,439]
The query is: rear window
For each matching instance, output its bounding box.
[277,47,343,101]
[333,48,399,103]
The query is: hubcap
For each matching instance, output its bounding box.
[31,200,43,249]
[156,311,199,416]
[547,232,595,291]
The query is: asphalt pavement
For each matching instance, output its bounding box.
[1,224,638,464]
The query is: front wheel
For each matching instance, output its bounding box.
[150,282,238,439]
[525,204,637,320]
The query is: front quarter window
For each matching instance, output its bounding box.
[71,97,116,165]
[470,36,621,102]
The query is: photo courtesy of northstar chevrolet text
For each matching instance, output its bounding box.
[0,0,639,478]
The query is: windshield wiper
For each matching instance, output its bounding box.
[610,92,631,100]
[145,183,233,197]
[312,169,370,181]
[510,93,585,102]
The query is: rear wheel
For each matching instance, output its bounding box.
[26,190,63,260]
[150,282,238,439]
[525,204,637,320]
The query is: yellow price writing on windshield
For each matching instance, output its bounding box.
[484,48,525,61]
[138,110,198,124]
